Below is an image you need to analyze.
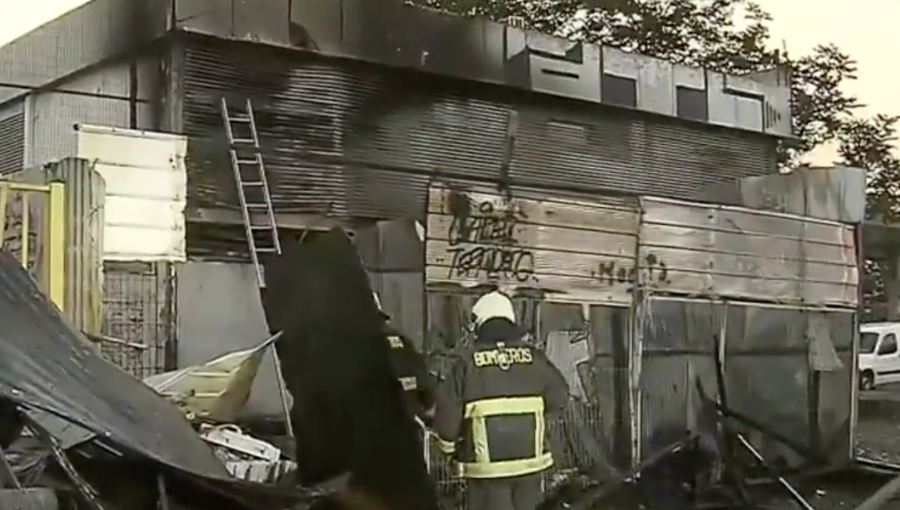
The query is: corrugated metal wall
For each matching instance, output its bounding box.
[0,101,24,175]
[45,158,106,336]
[28,58,161,167]
[0,0,167,105]
[181,38,351,216]
[420,182,637,469]
[180,36,779,220]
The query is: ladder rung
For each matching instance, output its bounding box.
[222,97,281,274]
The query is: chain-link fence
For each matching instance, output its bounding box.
[101,261,176,378]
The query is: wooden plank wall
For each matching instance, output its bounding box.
[425,184,640,305]
[639,197,858,307]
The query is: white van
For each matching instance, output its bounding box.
[859,322,900,390]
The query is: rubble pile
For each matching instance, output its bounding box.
[0,251,313,510]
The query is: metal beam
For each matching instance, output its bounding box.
[186,207,352,231]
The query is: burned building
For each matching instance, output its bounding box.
[0,0,856,476]
[0,0,789,216]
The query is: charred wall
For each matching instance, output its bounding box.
[0,101,24,175]
[180,35,778,221]
[27,56,164,167]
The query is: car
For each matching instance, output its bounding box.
[858,322,900,390]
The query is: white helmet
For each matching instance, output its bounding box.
[471,291,516,328]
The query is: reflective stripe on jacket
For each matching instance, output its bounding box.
[433,319,569,479]
[459,395,552,477]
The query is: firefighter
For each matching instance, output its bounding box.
[433,291,569,510]
[374,292,437,423]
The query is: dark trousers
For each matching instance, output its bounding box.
[466,473,543,510]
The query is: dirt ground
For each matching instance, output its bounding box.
[772,389,900,510]
[683,391,900,510]
[857,386,900,464]
[437,391,900,510]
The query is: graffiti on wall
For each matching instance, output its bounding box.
[545,330,591,398]
[425,185,667,301]
[445,196,537,283]
[592,253,670,289]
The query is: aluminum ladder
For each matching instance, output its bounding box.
[220,97,281,288]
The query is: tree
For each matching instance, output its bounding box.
[838,114,900,221]
[836,114,900,319]
[405,0,860,167]
[786,45,860,167]
[406,0,585,34]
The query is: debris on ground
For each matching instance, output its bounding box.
[0,251,311,510]
[200,424,297,483]
[144,333,285,425]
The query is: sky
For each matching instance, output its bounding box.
[1,0,897,163]
[0,0,89,46]
[754,0,900,162]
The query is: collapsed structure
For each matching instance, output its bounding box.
[0,0,868,507]
[0,251,308,510]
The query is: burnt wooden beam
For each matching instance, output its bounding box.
[157,473,170,510]
[0,443,21,489]
[22,414,107,510]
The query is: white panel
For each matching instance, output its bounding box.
[747,68,792,135]
[76,124,187,261]
[673,65,705,89]
[706,71,791,136]
[505,29,602,103]
[176,261,282,420]
[602,47,638,79]
[424,183,640,305]
[706,73,739,130]
[635,54,675,116]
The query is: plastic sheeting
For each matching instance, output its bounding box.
[0,250,303,509]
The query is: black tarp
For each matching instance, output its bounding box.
[0,251,303,509]
[262,228,439,510]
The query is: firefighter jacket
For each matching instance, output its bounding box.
[384,324,437,420]
[433,318,569,479]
